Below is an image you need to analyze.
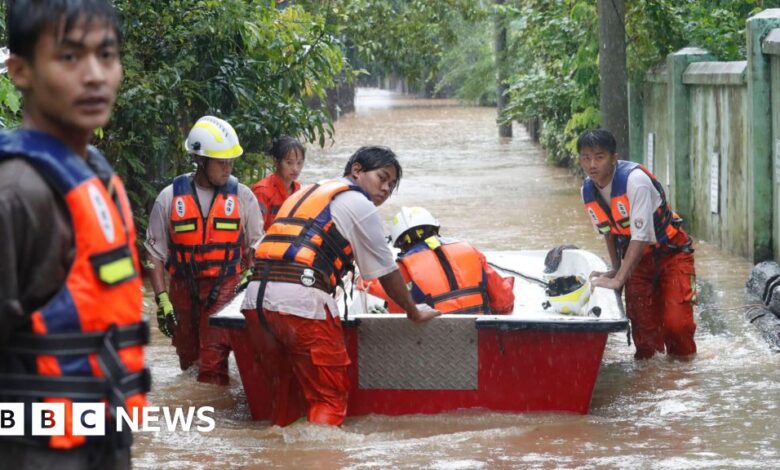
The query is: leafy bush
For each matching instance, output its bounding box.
[106,0,347,235]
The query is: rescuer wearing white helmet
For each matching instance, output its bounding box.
[145,115,263,385]
[185,115,244,186]
[366,206,516,315]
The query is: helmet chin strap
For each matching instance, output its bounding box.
[194,157,219,188]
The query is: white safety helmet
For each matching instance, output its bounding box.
[184,115,243,160]
[390,206,440,248]
[545,276,591,315]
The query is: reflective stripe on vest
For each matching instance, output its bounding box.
[0,129,148,449]
[398,237,490,315]
[582,161,686,253]
[167,174,243,279]
[254,180,367,292]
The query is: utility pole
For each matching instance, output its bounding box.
[598,0,628,158]
[495,0,512,138]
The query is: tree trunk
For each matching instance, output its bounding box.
[495,0,512,138]
[598,0,628,158]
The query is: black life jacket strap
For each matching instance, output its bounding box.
[427,285,486,305]
[431,245,459,291]
[255,261,276,339]
[427,245,491,314]
[0,369,150,401]
[272,217,353,270]
[169,241,242,253]
[445,305,486,315]
[259,234,341,281]
[4,322,149,356]
[252,260,333,293]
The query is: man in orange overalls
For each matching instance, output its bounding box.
[579,129,696,359]
[146,116,263,385]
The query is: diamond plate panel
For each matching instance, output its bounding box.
[358,316,478,390]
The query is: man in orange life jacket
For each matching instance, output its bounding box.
[241,146,440,427]
[145,116,263,385]
[579,129,696,359]
[0,1,149,467]
[364,206,515,314]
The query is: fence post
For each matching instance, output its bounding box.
[764,28,780,261]
[747,10,780,262]
[627,77,643,163]
[667,48,713,220]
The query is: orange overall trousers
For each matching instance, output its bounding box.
[625,249,697,359]
[170,275,238,385]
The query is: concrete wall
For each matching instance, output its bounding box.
[685,63,749,255]
[631,9,780,262]
[640,68,672,195]
[766,29,780,263]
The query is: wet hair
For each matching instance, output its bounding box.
[7,0,122,60]
[576,129,617,154]
[342,146,403,190]
[270,135,305,163]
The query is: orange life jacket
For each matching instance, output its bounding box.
[0,129,149,449]
[582,161,690,257]
[253,180,368,294]
[167,174,243,279]
[397,237,490,315]
[251,172,301,231]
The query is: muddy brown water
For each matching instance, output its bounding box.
[135,89,778,469]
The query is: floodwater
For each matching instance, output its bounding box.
[135,89,779,469]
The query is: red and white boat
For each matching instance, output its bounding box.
[210,249,627,421]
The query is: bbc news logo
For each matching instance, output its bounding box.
[0,403,216,436]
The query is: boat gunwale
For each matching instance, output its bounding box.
[210,314,628,333]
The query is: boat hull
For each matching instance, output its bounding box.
[212,249,628,421]
[344,327,609,416]
[220,315,619,421]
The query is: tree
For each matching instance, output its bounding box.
[105,0,347,236]
[495,0,512,137]
[598,0,628,159]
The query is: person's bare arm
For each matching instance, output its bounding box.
[591,239,649,290]
[148,256,167,297]
[378,270,440,323]
[589,234,620,282]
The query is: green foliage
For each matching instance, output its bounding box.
[0,75,21,129]
[102,0,346,236]
[2,0,780,214]
[501,0,780,170]
[680,0,778,61]
[502,0,598,167]
[298,0,486,95]
[434,6,496,104]
[625,0,686,78]
[0,3,20,129]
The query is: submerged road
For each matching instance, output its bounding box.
[135,88,778,469]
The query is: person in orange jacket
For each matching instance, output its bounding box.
[251,135,305,230]
[579,129,696,360]
[362,207,515,315]
[0,0,148,465]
